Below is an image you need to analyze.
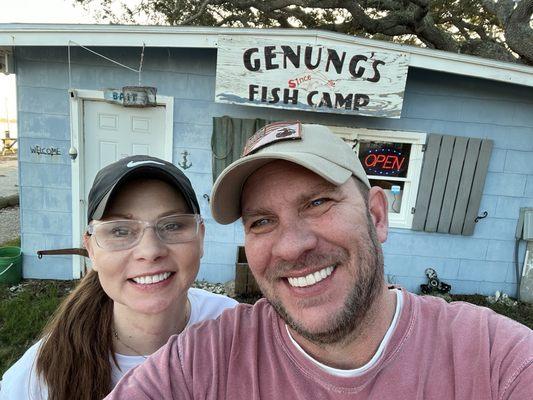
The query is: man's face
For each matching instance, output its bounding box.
[241,161,388,344]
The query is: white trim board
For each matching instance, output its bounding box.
[0,24,532,88]
[69,89,174,278]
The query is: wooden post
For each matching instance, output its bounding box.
[235,246,262,296]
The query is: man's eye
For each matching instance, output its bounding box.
[310,198,327,207]
[250,218,270,229]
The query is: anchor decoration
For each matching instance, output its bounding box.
[178,150,192,170]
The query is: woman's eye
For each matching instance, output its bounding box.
[162,223,182,232]
[110,226,132,237]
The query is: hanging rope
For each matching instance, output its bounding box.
[67,40,140,75]
[138,43,145,86]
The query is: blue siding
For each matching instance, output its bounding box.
[14,46,533,298]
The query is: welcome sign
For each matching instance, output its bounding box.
[215,36,410,118]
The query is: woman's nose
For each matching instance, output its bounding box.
[133,226,168,261]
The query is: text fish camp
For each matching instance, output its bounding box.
[243,45,385,110]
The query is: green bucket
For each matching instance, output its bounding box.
[0,247,22,285]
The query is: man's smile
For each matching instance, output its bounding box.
[286,265,336,288]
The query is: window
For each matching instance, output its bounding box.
[330,126,426,229]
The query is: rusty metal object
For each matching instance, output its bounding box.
[37,248,89,259]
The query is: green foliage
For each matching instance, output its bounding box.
[0,281,72,375]
[450,294,533,330]
[0,237,21,248]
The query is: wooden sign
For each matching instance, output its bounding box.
[215,36,410,118]
[103,87,157,107]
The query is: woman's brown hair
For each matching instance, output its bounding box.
[35,269,115,400]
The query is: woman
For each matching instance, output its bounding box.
[0,155,238,400]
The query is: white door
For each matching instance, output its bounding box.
[83,100,167,218]
[70,91,174,278]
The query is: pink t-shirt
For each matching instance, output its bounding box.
[106,290,533,399]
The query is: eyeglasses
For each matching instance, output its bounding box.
[87,214,203,251]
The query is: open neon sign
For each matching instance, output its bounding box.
[362,148,406,176]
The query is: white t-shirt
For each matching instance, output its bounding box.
[0,288,238,400]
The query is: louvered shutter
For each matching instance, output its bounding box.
[412,134,493,236]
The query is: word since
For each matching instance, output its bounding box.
[249,85,370,110]
[288,74,335,89]
[243,45,385,82]
[30,145,62,157]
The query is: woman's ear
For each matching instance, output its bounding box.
[83,234,97,271]
[198,221,205,259]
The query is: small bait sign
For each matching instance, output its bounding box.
[215,36,409,118]
[104,87,157,107]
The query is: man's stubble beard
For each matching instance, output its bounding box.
[259,210,385,346]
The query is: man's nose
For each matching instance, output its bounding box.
[271,218,318,262]
[133,226,168,261]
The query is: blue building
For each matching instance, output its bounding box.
[0,24,531,297]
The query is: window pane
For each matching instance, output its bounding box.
[370,179,404,214]
[358,141,411,178]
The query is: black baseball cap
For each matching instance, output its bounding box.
[87,155,200,223]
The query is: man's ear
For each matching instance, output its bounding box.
[368,186,389,243]
[83,234,97,271]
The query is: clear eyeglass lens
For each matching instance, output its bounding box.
[91,215,199,250]
[156,214,199,243]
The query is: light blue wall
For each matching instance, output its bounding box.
[15,46,532,296]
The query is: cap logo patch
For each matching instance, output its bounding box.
[242,121,302,156]
[126,160,165,168]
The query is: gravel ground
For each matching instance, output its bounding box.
[0,205,20,245]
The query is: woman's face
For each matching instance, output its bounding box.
[84,178,204,316]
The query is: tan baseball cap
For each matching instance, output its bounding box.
[211,122,371,224]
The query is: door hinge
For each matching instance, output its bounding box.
[411,207,416,214]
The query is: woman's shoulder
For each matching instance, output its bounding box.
[187,287,239,324]
[0,339,47,400]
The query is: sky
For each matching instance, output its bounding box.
[0,0,94,24]
[0,0,99,134]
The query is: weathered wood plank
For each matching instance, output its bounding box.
[450,138,481,234]
[426,135,455,232]
[412,134,442,231]
[462,139,493,235]
[437,136,468,233]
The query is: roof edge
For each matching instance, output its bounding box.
[0,23,531,87]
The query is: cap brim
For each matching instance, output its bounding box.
[211,151,352,225]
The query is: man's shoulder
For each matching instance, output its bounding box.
[188,298,273,331]
[174,299,276,368]
[180,298,274,346]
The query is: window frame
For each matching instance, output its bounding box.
[329,126,426,229]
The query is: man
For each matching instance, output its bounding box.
[106,122,532,399]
